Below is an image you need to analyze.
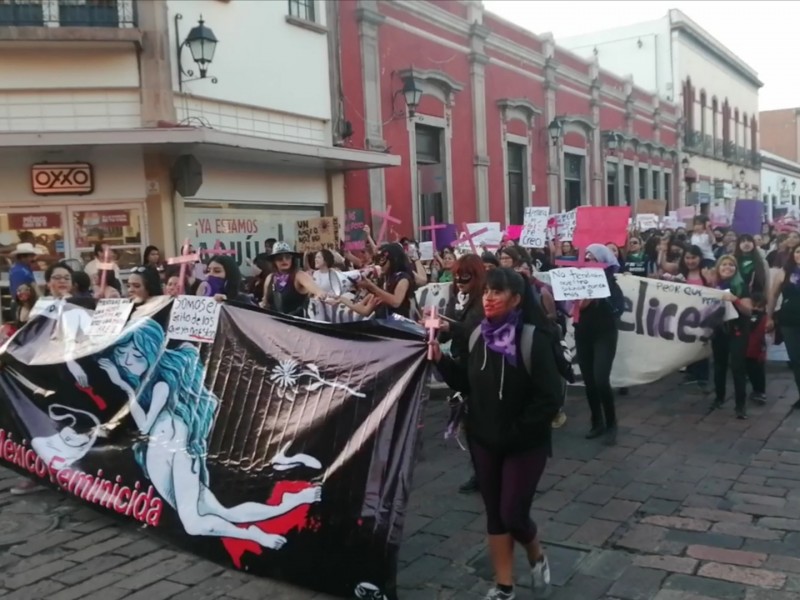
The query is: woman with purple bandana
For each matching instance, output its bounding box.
[429,267,562,600]
[259,242,325,316]
[575,243,625,445]
[195,255,252,304]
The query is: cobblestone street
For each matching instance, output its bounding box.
[2,368,800,600]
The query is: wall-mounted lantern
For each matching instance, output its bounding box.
[400,73,423,118]
[175,14,219,92]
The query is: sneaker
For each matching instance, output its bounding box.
[9,479,39,495]
[736,409,748,420]
[484,587,515,600]
[531,555,552,595]
[750,393,767,406]
[552,410,567,429]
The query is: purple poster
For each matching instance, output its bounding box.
[731,200,763,235]
[434,223,457,249]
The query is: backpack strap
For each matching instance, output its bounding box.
[468,326,482,353]
[521,324,535,379]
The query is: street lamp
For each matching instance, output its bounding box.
[548,118,563,145]
[175,14,219,91]
[400,74,423,118]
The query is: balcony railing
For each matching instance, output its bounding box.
[0,0,137,28]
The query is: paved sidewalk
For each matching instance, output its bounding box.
[1,367,800,600]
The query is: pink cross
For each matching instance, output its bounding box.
[97,245,114,296]
[167,238,201,295]
[418,216,447,255]
[459,223,489,255]
[424,305,441,361]
[373,205,402,245]
[199,239,237,257]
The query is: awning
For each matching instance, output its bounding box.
[0,127,401,172]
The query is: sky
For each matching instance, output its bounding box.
[485,1,798,111]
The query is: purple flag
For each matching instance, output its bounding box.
[731,200,763,235]
[434,223,457,250]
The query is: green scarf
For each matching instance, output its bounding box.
[738,253,755,283]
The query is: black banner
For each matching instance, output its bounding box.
[0,298,430,599]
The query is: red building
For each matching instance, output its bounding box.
[336,0,680,238]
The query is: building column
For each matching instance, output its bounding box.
[542,34,560,212]
[467,8,491,222]
[144,153,176,254]
[356,1,387,229]
[589,58,603,206]
[136,0,175,126]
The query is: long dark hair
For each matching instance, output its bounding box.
[142,245,161,265]
[208,254,242,300]
[678,245,708,285]
[379,243,413,278]
[130,265,163,297]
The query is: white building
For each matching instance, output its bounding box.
[557,9,762,215]
[0,0,397,286]
[761,151,800,222]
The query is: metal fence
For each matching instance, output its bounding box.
[0,0,137,28]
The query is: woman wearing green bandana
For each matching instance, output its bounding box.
[735,234,767,296]
[709,255,753,419]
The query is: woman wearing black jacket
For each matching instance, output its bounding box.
[575,244,624,446]
[438,253,486,494]
[430,268,562,600]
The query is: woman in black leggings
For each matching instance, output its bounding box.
[430,268,562,600]
[575,244,624,446]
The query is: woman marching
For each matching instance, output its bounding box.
[429,267,562,600]
[260,242,326,316]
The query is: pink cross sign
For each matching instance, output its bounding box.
[424,305,441,361]
[97,245,114,295]
[459,222,489,255]
[199,239,237,257]
[418,216,447,255]
[374,205,402,245]
[167,238,201,295]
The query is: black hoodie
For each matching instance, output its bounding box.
[436,325,562,452]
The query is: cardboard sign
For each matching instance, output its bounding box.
[167,295,222,343]
[519,207,550,248]
[709,204,729,227]
[731,200,763,235]
[344,209,366,251]
[87,299,134,338]
[549,268,611,301]
[573,206,630,250]
[635,213,660,231]
[636,199,667,217]
[418,241,434,261]
[296,217,340,252]
[548,210,577,242]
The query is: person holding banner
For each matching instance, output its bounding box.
[429,267,561,600]
[346,243,416,320]
[709,256,753,419]
[260,242,325,315]
[767,245,800,410]
[575,244,624,445]
[127,266,164,305]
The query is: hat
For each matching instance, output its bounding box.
[267,241,302,260]
[10,242,42,256]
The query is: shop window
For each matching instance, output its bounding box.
[72,207,143,270]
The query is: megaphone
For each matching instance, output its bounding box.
[329,267,381,296]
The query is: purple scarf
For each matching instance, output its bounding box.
[480,309,521,367]
[205,275,226,297]
[274,273,290,293]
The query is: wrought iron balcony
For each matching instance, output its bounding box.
[0,0,137,28]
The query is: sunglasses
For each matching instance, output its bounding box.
[130,266,150,274]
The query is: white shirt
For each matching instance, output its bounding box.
[691,232,716,261]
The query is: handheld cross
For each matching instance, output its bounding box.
[374,205,402,245]
[167,238,201,295]
[97,245,114,296]
[419,216,447,255]
[459,223,489,255]
[424,305,441,361]
[199,239,237,258]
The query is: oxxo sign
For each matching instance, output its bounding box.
[31,162,94,196]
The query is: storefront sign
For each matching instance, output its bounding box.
[8,213,62,230]
[97,211,130,226]
[31,162,93,196]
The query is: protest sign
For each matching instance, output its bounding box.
[86,298,134,338]
[506,225,523,241]
[519,207,549,248]
[636,213,660,231]
[549,268,611,301]
[0,300,428,600]
[710,204,729,227]
[418,241,434,261]
[731,199,763,235]
[344,209,366,251]
[636,198,667,216]
[463,222,502,247]
[573,206,630,250]
[549,210,577,242]
[167,295,222,343]
[434,223,458,250]
[296,217,340,252]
